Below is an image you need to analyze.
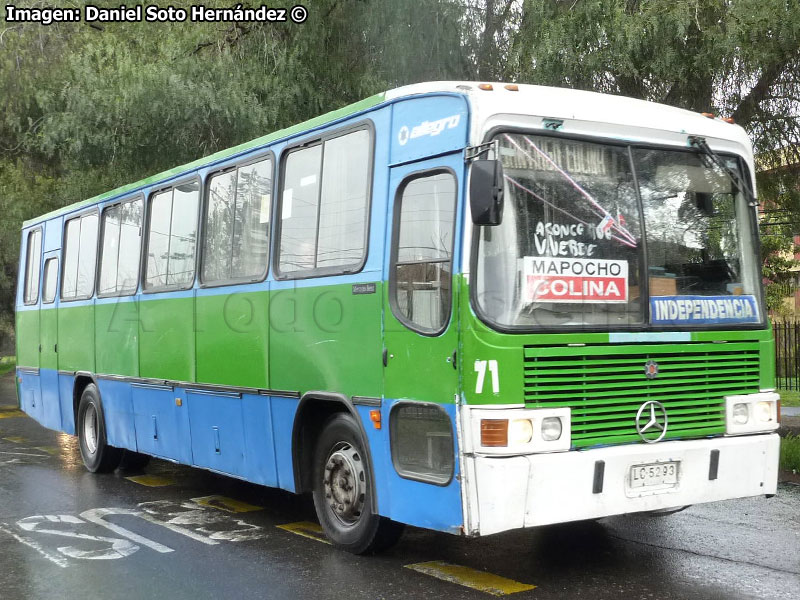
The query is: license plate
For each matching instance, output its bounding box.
[629,461,680,489]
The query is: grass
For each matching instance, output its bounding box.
[780,434,800,473]
[778,389,800,407]
[0,356,16,377]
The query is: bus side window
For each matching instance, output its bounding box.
[99,198,143,296]
[42,258,58,304]
[144,182,200,291]
[23,228,42,305]
[317,129,370,270]
[61,213,99,301]
[277,127,371,277]
[391,172,457,334]
[202,157,272,285]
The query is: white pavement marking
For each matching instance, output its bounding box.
[17,515,139,560]
[139,499,265,543]
[5,498,267,566]
[0,523,69,568]
[80,509,177,552]
[84,505,222,546]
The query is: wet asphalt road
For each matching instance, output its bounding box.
[0,373,798,600]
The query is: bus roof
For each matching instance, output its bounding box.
[386,82,753,154]
[23,81,753,228]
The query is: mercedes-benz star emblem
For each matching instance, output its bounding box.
[644,359,659,379]
[635,400,668,443]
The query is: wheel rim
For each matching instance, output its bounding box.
[323,442,366,526]
[83,403,98,455]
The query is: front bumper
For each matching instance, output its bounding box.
[462,433,779,536]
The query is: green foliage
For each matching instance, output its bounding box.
[0,356,16,377]
[758,166,800,316]
[778,389,800,407]
[780,434,800,473]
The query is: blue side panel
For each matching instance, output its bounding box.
[241,393,278,487]
[132,384,192,463]
[270,396,299,492]
[186,391,246,476]
[96,379,136,450]
[38,368,62,431]
[58,373,76,435]
[17,370,42,422]
[390,95,469,165]
[360,401,463,534]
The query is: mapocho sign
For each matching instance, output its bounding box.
[523,256,629,304]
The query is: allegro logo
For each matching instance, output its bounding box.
[397,114,461,146]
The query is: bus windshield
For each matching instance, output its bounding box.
[474,132,763,330]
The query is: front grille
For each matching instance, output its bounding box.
[523,341,761,448]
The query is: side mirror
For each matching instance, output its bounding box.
[470,159,504,225]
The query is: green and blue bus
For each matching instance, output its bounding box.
[15,82,781,553]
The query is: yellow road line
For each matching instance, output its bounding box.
[276,521,331,544]
[405,561,535,596]
[125,474,175,487]
[2,436,26,443]
[33,446,59,455]
[192,495,263,513]
[0,409,26,419]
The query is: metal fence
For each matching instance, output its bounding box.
[774,320,800,391]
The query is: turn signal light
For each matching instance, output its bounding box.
[480,419,508,446]
[478,83,494,91]
[504,84,519,91]
[722,117,735,124]
[369,410,381,430]
[701,112,715,119]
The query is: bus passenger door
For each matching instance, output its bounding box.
[380,153,464,529]
[383,155,461,400]
[39,252,62,430]
[17,227,42,421]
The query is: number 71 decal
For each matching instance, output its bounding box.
[474,360,499,394]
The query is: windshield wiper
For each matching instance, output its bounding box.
[688,136,757,207]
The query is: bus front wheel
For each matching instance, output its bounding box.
[77,384,123,473]
[312,413,403,554]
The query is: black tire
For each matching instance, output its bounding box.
[312,413,403,554]
[77,384,123,473]
[118,450,151,472]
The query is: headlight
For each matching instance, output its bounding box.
[725,392,779,435]
[755,401,773,423]
[733,403,749,425]
[541,417,562,441]
[472,407,571,454]
[509,419,534,445]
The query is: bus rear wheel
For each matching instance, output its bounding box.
[312,413,403,554]
[77,384,122,473]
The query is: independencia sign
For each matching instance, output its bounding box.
[650,295,760,325]
[523,257,628,303]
